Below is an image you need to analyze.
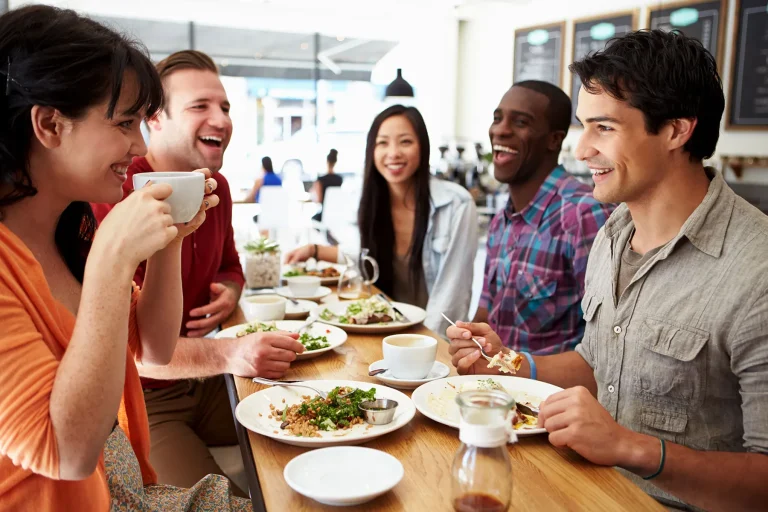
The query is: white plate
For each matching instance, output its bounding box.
[276,285,332,302]
[412,375,563,436]
[368,360,451,390]
[282,263,344,286]
[284,447,403,506]
[235,380,415,447]
[215,321,347,360]
[312,300,427,334]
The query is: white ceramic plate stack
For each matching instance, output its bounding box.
[312,301,427,334]
[368,360,451,390]
[411,375,563,436]
[284,447,403,506]
[215,321,347,361]
[235,380,415,447]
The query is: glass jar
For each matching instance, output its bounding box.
[451,390,515,512]
[243,238,281,289]
[337,248,380,300]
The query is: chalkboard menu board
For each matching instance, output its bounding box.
[513,22,565,87]
[728,0,768,129]
[570,12,636,125]
[648,1,726,66]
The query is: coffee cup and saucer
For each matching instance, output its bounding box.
[368,334,450,390]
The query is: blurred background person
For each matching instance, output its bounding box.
[245,156,282,203]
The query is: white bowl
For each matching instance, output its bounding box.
[132,171,205,223]
[242,294,286,321]
[283,447,403,506]
[285,275,321,297]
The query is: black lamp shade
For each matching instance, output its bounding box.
[385,68,414,97]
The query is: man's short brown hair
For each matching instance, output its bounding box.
[154,50,218,116]
[156,49,218,81]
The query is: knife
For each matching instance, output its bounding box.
[516,402,539,417]
[376,293,411,323]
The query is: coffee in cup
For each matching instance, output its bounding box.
[243,295,286,321]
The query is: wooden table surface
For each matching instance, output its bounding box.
[223,294,664,512]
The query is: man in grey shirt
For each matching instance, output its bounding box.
[447,29,768,511]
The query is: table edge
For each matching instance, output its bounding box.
[224,373,267,512]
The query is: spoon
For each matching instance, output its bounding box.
[292,316,318,333]
[441,313,494,364]
[368,368,388,377]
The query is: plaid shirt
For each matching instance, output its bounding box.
[481,166,613,354]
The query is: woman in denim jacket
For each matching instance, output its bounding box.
[286,105,478,334]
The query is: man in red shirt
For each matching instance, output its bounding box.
[92,50,304,496]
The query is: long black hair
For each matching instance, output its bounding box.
[358,105,431,297]
[0,5,163,282]
[262,156,274,173]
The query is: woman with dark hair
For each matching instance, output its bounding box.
[245,155,282,203]
[311,148,343,211]
[287,105,478,333]
[0,5,248,511]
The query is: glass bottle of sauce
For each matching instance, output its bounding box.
[451,389,515,512]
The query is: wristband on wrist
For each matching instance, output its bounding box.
[312,244,318,260]
[520,351,536,380]
[642,438,666,481]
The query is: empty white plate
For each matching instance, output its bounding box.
[369,360,451,390]
[284,446,403,506]
[276,285,332,302]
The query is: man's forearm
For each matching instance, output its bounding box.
[521,351,598,395]
[136,336,233,379]
[622,432,768,512]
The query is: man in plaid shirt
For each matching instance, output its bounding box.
[474,81,613,354]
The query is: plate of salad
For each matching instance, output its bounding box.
[312,298,427,334]
[235,380,415,447]
[216,320,347,360]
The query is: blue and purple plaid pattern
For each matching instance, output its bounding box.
[481,166,613,355]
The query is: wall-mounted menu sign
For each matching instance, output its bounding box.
[513,22,565,87]
[570,12,637,125]
[648,1,726,67]
[728,0,768,129]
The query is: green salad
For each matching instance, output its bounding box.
[297,386,376,431]
[236,322,330,351]
[299,332,330,351]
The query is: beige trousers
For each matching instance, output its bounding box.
[143,376,248,498]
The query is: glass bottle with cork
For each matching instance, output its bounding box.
[451,389,516,512]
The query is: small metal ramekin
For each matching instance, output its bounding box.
[359,399,398,425]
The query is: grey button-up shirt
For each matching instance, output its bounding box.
[575,170,768,509]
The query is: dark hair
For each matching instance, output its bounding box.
[327,149,338,165]
[513,80,571,136]
[262,156,274,173]
[570,29,723,161]
[359,105,431,297]
[0,5,163,281]
[155,50,217,116]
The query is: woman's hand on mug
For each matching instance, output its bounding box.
[175,168,219,240]
[94,182,178,268]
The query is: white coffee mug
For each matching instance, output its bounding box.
[285,275,321,297]
[242,295,286,321]
[382,334,438,380]
[132,172,205,224]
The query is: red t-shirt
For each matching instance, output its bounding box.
[91,157,245,389]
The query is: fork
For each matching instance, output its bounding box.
[441,313,494,364]
[376,293,410,323]
[252,377,331,399]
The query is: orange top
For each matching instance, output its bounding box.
[0,223,156,511]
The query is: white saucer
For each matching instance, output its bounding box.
[275,286,332,302]
[284,446,403,506]
[368,360,451,389]
[284,299,315,319]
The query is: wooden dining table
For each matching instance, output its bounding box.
[222,290,665,512]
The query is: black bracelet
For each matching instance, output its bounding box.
[312,244,318,260]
